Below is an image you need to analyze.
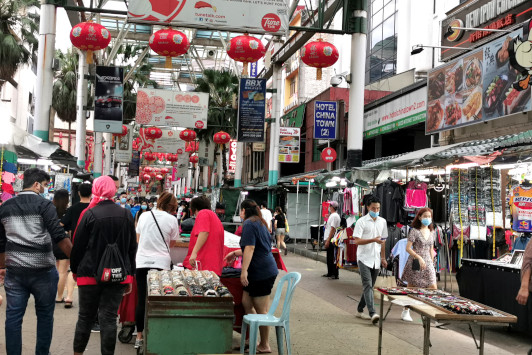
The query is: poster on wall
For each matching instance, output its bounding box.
[128,151,140,177]
[94,66,124,133]
[138,127,186,153]
[127,0,289,35]
[174,154,189,179]
[135,89,208,129]
[278,127,300,163]
[237,78,266,142]
[426,25,532,134]
[115,130,133,163]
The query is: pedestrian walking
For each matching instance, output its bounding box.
[0,168,72,355]
[353,196,387,324]
[323,201,341,280]
[260,202,273,234]
[52,189,71,306]
[60,182,92,309]
[517,236,532,305]
[134,192,179,349]
[273,206,287,252]
[134,200,150,227]
[183,196,224,275]
[225,199,278,354]
[71,176,137,355]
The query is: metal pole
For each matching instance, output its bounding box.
[306,183,311,248]
[317,188,323,258]
[346,2,368,168]
[268,40,283,188]
[234,142,244,187]
[295,180,299,243]
[103,133,112,175]
[34,2,57,141]
[75,50,88,169]
[93,133,103,177]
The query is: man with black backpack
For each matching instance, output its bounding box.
[71,176,137,355]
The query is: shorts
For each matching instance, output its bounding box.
[275,228,286,236]
[243,275,277,297]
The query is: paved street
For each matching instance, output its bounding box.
[0,252,530,354]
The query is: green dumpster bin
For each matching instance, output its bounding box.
[144,295,234,355]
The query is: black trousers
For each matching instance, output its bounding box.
[73,283,125,355]
[136,268,162,334]
[326,244,339,277]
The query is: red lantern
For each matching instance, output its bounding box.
[144,152,156,161]
[144,127,163,140]
[167,154,178,162]
[179,129,196,142]
[149,172,157,178]
[144,166,153,173]
[70,22,111,64]
[160,168,169,175]
[113,125,128,137]
[155,174,163,181]
[301,39,339,80]
[189,155,199,164]
[149,28,190,69]
[227,34,265,75]
[185,141,199,153]
[213,131,231,145]
[143,174,151,181]
[157,152,166,161]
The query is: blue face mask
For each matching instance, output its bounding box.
[369,211,379,218]
[141,205,147,210]
[421,218,432,226]
[121,198,127,204]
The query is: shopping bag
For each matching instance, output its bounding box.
[374,269,396,289]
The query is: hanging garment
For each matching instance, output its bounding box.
[510,186,532,232]
[375,180,405,223]
[343,188,353,215]
[405,181,428,209]
[391,238,409,280]
[385,225,403,259]
[428,188,446,223]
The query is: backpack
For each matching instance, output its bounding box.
[95,209,129,284]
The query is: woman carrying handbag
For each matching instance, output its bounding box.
[134,192,179,349]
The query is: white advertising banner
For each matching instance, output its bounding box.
[139,128,186,154]
[135,89,209,129]
[175,154,189,178]
[127,0,289,35]
[115,130,133,163]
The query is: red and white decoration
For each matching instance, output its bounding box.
[227,34,266,75]
[301,39,339,80]
[70,22,111,64]
[149,28,190,68]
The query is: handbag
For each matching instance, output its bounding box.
[151,210,174,270]
[374,268,396,288]
[412,258,421,271]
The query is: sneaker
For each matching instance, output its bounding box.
[328,276,339,280]
[91,323,100,333]
[371,314,380,324]
[355,311,371,320]
[134,339,143,349]
[401,309,413,322]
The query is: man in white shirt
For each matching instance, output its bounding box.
[353,196,388,324]
[323,201,341,279]
[260,202,273,233]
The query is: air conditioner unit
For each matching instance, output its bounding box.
[206,49,217,59]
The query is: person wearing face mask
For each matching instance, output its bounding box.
[135,201,150,228]
[353,196,387,325]
[118,193,132,214]
[401,208,437,319]
[322,201,341,280]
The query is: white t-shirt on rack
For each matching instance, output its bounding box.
[136,209,179,270]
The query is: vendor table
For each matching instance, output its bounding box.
[457,258,532,334]
[376,289,517,355]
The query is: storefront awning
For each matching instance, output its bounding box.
[362,143,462,169]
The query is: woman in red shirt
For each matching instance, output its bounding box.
[183,196,225,275]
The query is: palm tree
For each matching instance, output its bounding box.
[195,69,239,184]
[0,0,39,89]
[52,49,78,153]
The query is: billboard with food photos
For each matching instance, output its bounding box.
[278,127,300,163]
[426,25,532,134]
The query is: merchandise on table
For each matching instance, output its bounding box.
[147,269,231,297]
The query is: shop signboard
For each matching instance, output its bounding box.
[440,0,530,61]
[252,142,266,152]
[94,66,123,133]
[228,140,237,173]
[237,78,266,142]
[175,154,189,179]
[135,89,208,129]
[426,25,532,135]
[278,127,300,163]
[364,87,427,139]
[128,150,140,177]
[127,0,289,35]
[138,127,186,153]
[198,140,214,166]
[313,101,337,139]
[115,130,133,163]
[321,147,337,163]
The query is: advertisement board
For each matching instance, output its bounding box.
[278,127,300,163]
[128,151,140,177]
[228,140,237,173]
[237,78,266,142]
[313,101,338,139]
[127,0,289,35]
[94,66,123,133]
[135,89,208,129]
[115,130,133,163]
[426,26,532,134]
[440,0,530,61]
[364,87,427,138]
[138,127,187,154]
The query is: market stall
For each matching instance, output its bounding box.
[375,287,517,355]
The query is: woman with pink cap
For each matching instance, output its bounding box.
[70,176,137,355]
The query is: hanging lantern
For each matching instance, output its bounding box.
[189,154,199,164]
[160,168,169,175]
[144,166,153,173]
[179,129,197,142]
[300,39,339,80]
[144,126,163,140]
[144,152,156,161]
[152,167,161,174]
[149,28,190,69]
[167,153,178,162]
[227,34,266,75]
[213,131,231,145]
[155,174,163,181]
[149,172,157,178]
[113,125,128,137]
[143,174,151,181]
[70,22,111,64]
[185,141,199,153]
[157,152,166,162]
